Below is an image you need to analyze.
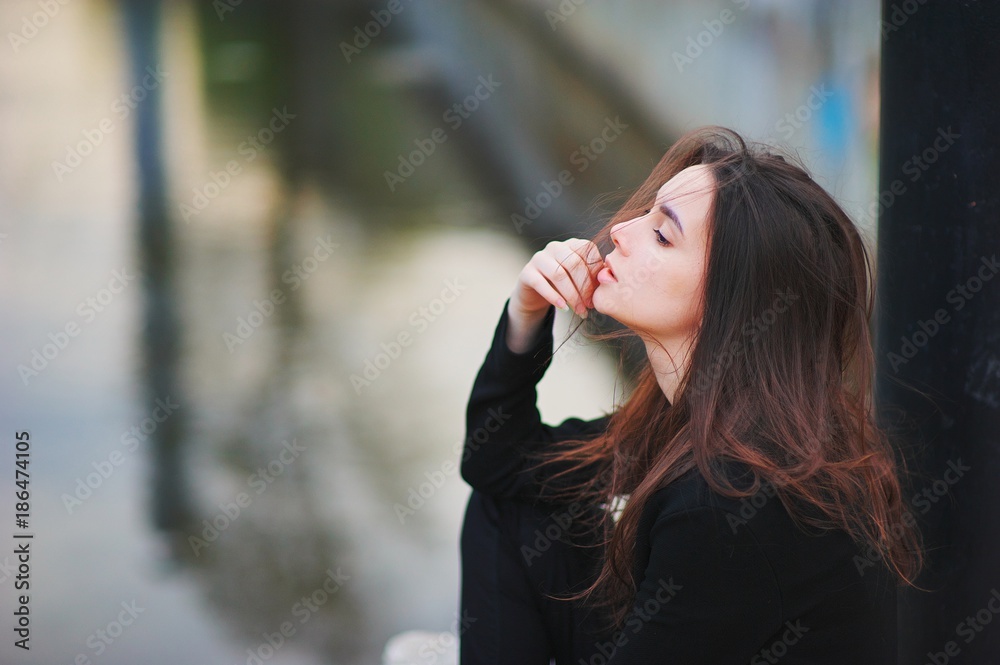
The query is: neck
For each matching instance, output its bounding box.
[641,335,695,406]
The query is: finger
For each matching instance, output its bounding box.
[561,239,603,310]
[521,266,570,311]
[536,246,590,316]
[571,240,604,308]
[532,252,582,312]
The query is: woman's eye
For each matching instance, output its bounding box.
[654,228,671,246]
[642,208,651,215]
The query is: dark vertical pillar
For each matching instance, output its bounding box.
[875,2,1000,663]
[121,0,192,538]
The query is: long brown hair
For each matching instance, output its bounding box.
[527,125,925,633]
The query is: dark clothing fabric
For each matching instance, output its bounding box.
[458,297,898,664]
[459,489,611,664]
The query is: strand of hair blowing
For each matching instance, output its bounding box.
[522,126,925,635]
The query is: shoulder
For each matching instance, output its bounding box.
[638,458,882,600]
[643,458,762,519]
[634,460,779,570]
[635,458,821,592]
[641,459,829,547]
[626,461,897,660]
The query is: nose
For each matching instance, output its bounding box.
[609,220,630,253]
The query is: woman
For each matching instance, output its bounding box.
[458,126,924,664]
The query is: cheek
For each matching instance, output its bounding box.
[653,263,703,314]
[649,263,691,298]
[679,265,707,317]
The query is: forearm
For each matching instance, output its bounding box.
[504,298,553,354]
[462,298,610,501]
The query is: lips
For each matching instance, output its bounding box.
[597,257,617,284]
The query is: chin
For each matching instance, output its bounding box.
[591,290,608,313]
[590,299,619,325]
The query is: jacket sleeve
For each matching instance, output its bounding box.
[460,297,611,503]
[606,505,783,663]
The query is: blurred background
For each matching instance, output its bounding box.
[0,0,882,663]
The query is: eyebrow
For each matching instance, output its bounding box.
[659,202,684,238]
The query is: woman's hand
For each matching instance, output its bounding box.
[505,238,604,353]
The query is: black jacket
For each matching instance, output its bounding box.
[460,297,898,664]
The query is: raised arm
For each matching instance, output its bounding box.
[461,237,608,503]
[460,296,610,502]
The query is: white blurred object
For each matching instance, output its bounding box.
[382,630,459,665]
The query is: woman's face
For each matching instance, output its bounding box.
[593,164,715,345]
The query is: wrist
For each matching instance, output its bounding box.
[505,300,552,354]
